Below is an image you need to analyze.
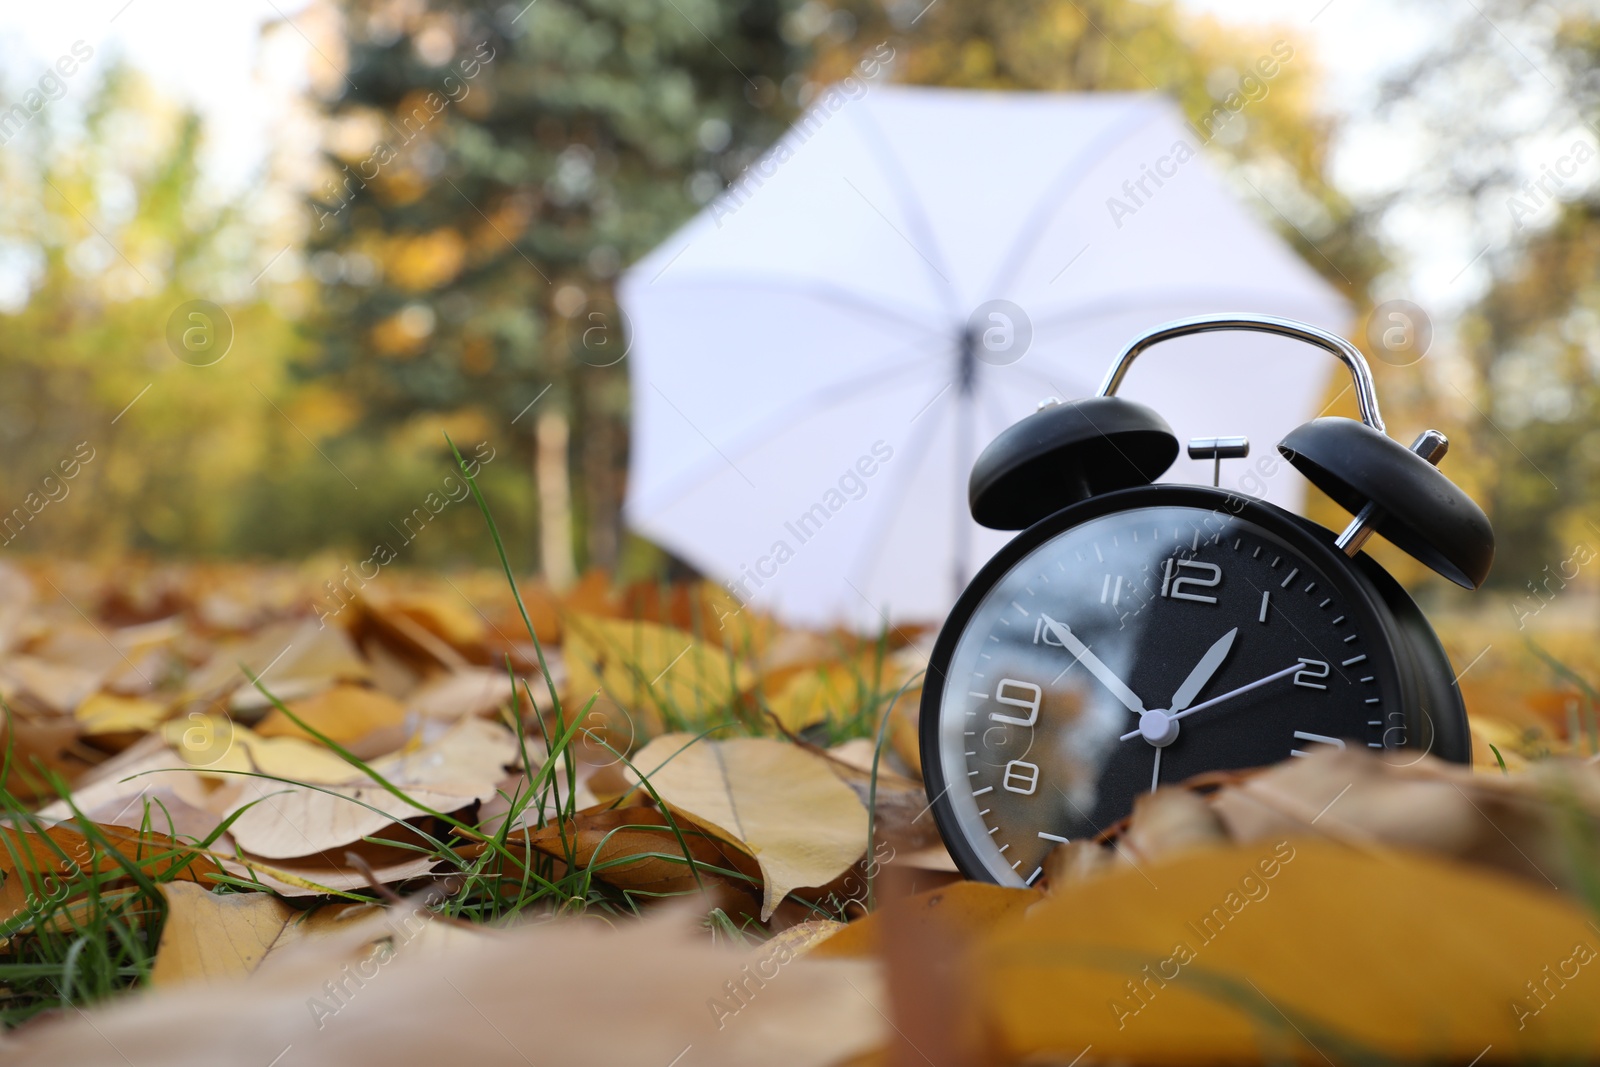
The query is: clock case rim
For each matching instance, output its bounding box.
[918,483,1470,886]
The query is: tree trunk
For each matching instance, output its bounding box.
[535,407,577,590]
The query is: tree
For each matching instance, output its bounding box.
[0,64,302,558]
[304,0,817,584]
[1368,0,1600,590]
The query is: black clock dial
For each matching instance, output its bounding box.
[923,489,1410,887]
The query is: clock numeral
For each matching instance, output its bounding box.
[1161,558,1222,604]
[1032,618,1066,647]
[1002,759,1040,795]
[1290,730,1346,757]
[989,678,1041,727]
[1292,658,1330,690]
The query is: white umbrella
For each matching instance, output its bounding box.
[619,87,1351,630]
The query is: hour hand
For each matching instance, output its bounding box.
[1038,614,1146,715]
[1169,627,1238,713]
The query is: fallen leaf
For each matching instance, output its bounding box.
[255,683,408,758]
[1,655,102,713]
[491,805,760,899]
[811,880,1040,960]
[978,839,1600,1063]
[406,667,516,721]
[150,882,299,986]
[564,614,754,732]
[0,822,221,920]
[630,735,868,920]
[3,907,886,1067]
[186,619,369,710]
[158,716,366,785]
[223,716,514,859]
[74,692,169,736]
[764,654,884,733]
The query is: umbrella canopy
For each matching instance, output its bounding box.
[619,87,1351,630]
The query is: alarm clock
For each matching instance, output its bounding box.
[919,313,1493,887]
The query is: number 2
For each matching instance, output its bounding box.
[1293,658,1330,690]
[1162,558,1221,604]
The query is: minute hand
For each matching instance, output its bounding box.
[1119,662,1301,741]
[1039,614,1146,715]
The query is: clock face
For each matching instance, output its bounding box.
[925,490,1408,887]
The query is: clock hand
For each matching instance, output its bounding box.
[1169,627,1238,713]
[1039,614,1146,715]
[1150,746,1162,793]
[1119,662,1302,742]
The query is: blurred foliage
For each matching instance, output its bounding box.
[303,0,817,577]
[3,0,1594,625]
[1370,0,1600,592]
[0,64,536,570]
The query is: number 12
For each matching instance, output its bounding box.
[1162,558,1222,604]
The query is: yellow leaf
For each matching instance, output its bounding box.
[152,885,379,983]
[151,883,297,986]
[563,614,753,732]
[74,692,169,735]
[223,716,514,859]
[978,839,1600,1063]
[159,716,362,785]
[764,655,882,733]
[255,683,407,758]
[630,735,868,920]
[812,881,1039,960]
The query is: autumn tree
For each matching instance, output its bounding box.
[304,0,817,584]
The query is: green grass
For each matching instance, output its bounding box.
[0,718,247,1026]
[0,439,894,1025]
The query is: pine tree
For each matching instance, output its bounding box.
[305,0,812,581]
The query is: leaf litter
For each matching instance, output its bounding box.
[0,463,1596,1062]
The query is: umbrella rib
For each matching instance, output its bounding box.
[636,272,945,337]
[844,382,956,596]
[847,105,963,317]
[984,99,1168,297]
[626,348,943,518]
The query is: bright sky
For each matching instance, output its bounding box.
[0,0,1544,314]
[0,0,318,191]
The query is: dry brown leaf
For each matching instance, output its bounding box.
[150,882,299,986]
[811,880,1041,961]
[978,839,1600,1063]
[405,666,516,721]
[0,715,91,800]
[2,654,102,713]
[764,654,895,733]
[2,907,885,1067]
[0,822,221,919]
[223,716,514,859]
[189,619,370,711]
[157,716,364,786]
[563,614,754,732]
[489,805,760,899]
[219,839,445,898]
[151,886,383,982]
[255,683,408,758]
[630,734,868,920]
[1207,749,1600,894]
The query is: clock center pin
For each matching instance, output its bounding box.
[1137,709,1180,747]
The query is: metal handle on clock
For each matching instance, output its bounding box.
[1095,313,1387,436]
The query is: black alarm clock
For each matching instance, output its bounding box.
[919,313,1493,887]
